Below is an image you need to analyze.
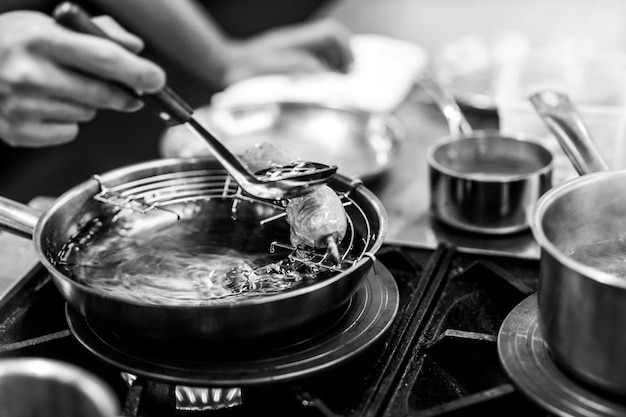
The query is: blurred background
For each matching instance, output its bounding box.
[2,0,626,202]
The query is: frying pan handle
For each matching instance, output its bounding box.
[53,2,193,126]
[0,197,40,240]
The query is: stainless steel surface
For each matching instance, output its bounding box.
[498,294,626,417]
[0,358,120,417]
[0,158,387,340]
[530,91,626,395]
[530,90,609,175]
[0,198,52,297]
[532,170,626,395]
[428,132,553,234]
[0,197,40,239]
[160,102,405,183]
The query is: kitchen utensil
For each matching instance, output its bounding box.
[0,157,386,340]
[419,71,553,234]
[53,2,337,201]
[530,89,626,395]
[160,101,404,182]
[0,358,119,417]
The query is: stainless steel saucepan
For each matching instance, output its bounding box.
[419,72,554,235]
[530,90,626,395]
[0,158,386,341]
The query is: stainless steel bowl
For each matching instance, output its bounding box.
[159,101,404,182]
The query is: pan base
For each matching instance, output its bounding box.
[66,261,399,386]
[497,294,626,416]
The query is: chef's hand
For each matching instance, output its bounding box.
[0,11,166,147]
[222,18,354,85]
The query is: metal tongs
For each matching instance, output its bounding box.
[53,2,337,201]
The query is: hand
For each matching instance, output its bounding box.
[0,11,166,147]
[222,19,354,85]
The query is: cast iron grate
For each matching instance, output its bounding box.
[381,252,544,417]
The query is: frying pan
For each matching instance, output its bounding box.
[0,158,386,340]
[159,101,405,183]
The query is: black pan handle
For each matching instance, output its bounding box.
[53,1,193,126]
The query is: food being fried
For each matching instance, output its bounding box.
[242,142,348,264]
[285,185,347,264]
[242,142,299,174]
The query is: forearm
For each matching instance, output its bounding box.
[90,0,232,90]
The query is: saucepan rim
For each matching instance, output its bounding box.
[530,169,626,290]
[426,129,554,182]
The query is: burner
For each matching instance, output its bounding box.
[498,294,626,417]
[66,261,398,387]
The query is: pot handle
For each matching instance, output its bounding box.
[529,90,609,175]
[0,196,40,239]
[415,71,473,136]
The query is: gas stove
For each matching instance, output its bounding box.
[3,217,626,416]
[0,218,549,417]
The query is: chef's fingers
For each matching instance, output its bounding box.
[0,93,97,123]
[0,118,79,147]
[91,15,144,54]
[36,22,165,93]
[1,56,144,111]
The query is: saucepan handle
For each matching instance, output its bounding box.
[529,90,609,175]
[0,196,40,239]
[415,71,473,136]
[53,1,193,126]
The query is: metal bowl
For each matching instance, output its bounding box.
[159,102,404,183]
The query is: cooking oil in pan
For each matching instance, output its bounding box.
[56,199,339,305]
[567,234,626,279]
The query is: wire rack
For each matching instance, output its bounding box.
[91,170,375,269]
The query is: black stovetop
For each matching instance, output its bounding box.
[0,242,548,416]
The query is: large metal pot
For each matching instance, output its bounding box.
[0,157,386,341]
[530,90,626,395]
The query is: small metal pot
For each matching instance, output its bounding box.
[419,72,553,234]
[427,131,553,234]
[530,90,626,395]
